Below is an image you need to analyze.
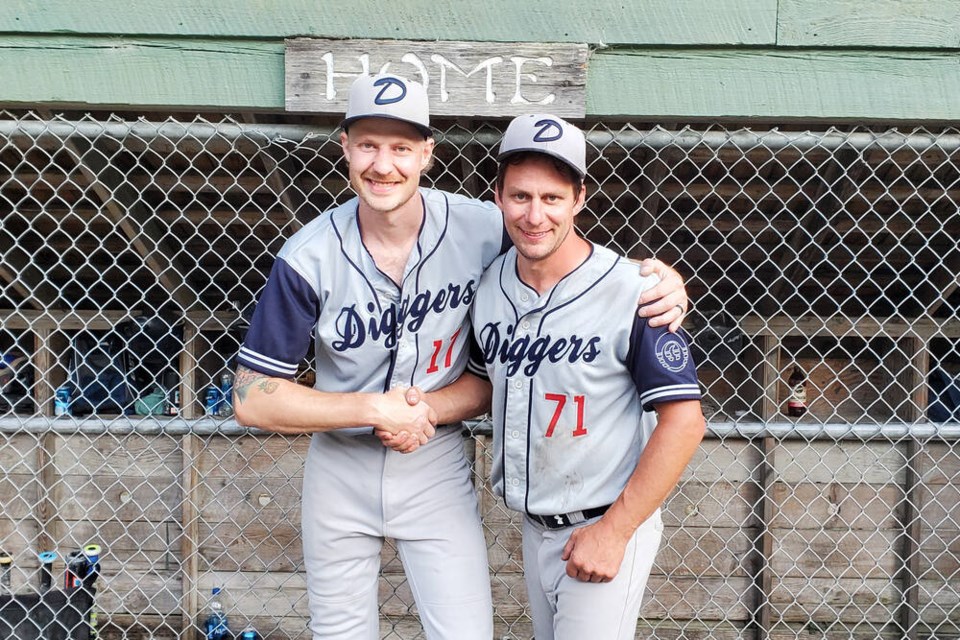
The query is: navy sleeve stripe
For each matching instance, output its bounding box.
[237,346,299,377]
[640,385,702,406]
[466,360,489,380]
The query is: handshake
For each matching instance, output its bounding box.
[371,386,437,454]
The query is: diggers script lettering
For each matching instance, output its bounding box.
[333,281,475,351]
[477,321,601,376]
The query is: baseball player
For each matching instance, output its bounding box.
[469,114,705,640]
[233,73,689,639]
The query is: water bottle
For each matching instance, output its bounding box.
[37,551,57,592]
[55,385,72,416]
[204,386,221,417]
[203,587,230,640]
[82,544,102,639]
[786,365,808,417]
[165,388,181,416]
[81,544,102,591]
[239,627,261,640]
[0,550,11,592]
[217,371,234,418]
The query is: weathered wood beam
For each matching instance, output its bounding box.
[738,314,960,339]
[747,335,779,639]
[452,118,484,199]
[883,331,927,637]
[242,114,305,234]
[19,310,960,339]
[180,431,201,635]
[921,252,960,316]
[0,261,51,310]
[1,308,237,331]
[633,149,675,259]
[0,0,775,45]
[778,0,960,48]
[2,37,959,120]
[588,49,960,121]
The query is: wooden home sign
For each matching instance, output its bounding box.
[285,38,588,118]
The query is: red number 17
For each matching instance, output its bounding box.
[426,328,462,374]
[544,393,588,438]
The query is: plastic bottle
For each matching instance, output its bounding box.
[203,587,231,640]
[165,387,181,416]
[55,384,72,416]
[37,551,57,592]
[239,627,261,640]
[0,550,11,592]
[217,371,234,418]
[787,365,808,417]
[204,385,221,417]
[82,544,102,639]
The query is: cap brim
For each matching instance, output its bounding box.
[340,114,432,139]
[498,147,586,178]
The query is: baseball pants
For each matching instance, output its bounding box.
[522,509,663,640]
[301,427,493,640]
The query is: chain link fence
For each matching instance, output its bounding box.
[0,112,958,639]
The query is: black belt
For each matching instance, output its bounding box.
[527,504,611,530]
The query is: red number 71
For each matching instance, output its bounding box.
[544,393,588,438]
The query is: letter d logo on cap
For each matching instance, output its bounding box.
[533,119,563,143]
[374,77,407,105]
[341,73,432,137]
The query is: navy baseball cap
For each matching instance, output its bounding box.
[498,114,587,178]
[340,73,432,138]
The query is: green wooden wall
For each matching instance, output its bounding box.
[1,0,958,121]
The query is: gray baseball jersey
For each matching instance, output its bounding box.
[470,243,701,517]
[238,187,504,398]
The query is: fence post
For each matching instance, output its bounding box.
[181,432,200,638]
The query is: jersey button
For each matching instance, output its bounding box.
[513,380,522,389]
[521,321,530,330]
[511,430,520,438]
[520,294,529,302]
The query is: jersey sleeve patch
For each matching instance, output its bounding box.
[628,313,702,411]
[237,257,319,379]
[654,333,691,373]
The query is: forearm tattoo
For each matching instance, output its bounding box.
[234,365,280,404]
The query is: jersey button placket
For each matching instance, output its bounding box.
[391,339,413,389]
[389,282,416,389]
[503,375,529,508]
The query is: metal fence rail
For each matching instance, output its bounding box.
[0,112,958,639]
